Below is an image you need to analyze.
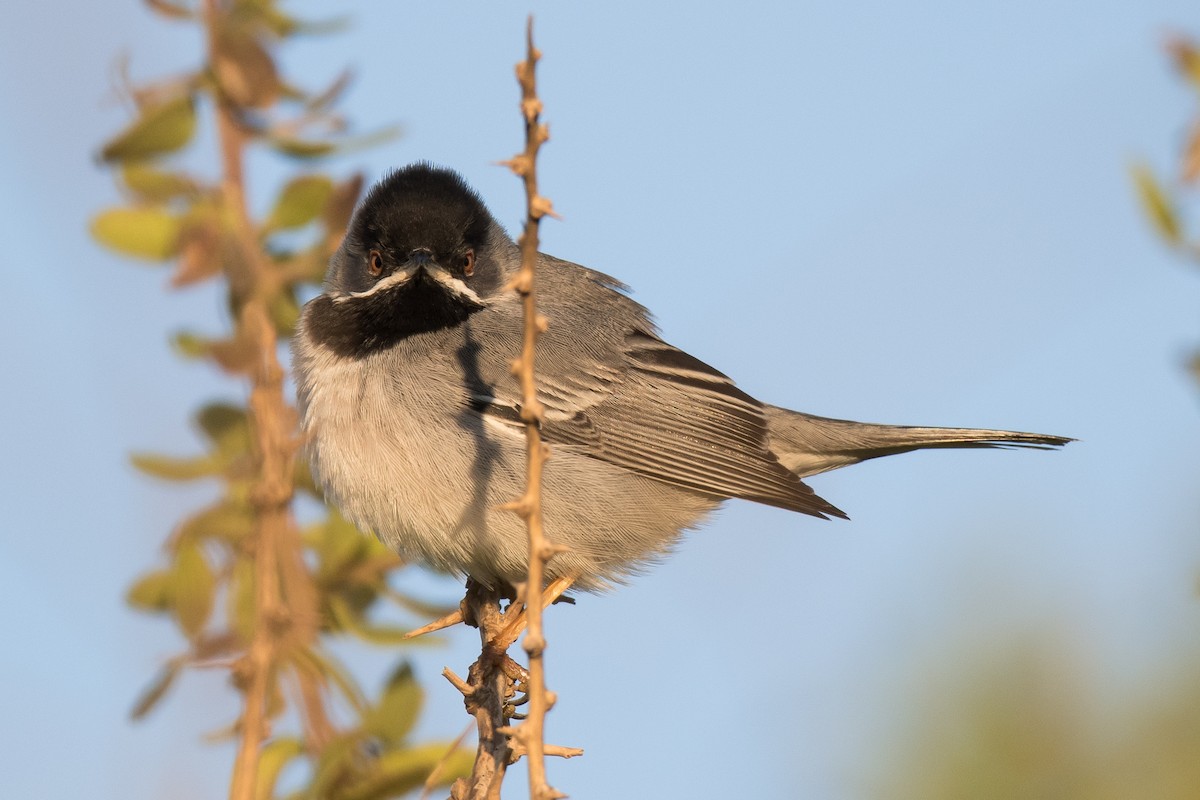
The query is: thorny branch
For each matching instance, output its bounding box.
[446,18,581,800]
[504,19,564,800]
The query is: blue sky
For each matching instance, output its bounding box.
[3,1,1200,797]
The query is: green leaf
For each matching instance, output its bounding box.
[322,173,364,245]
[327,595,416,645]
[91,207,184,261]
[121,162,199,202]
[196,403,250,457]
[363,663,423,746]
[171,331,212,359]
[268,287,300,334]
[267,136,337,160]
[317,513,368,581]
[306,69,354,113]
[337,742,474,800]
[100,94,196,162]
[130,662,183,720]
[1132,163,1181,245]
[294,646,368,714]
[267,175,334,230]
[130,452,221,481]
[309,733,361,799]
[173,539,216,638]
[255,737,304,800]
[169,330,257,374]
[181,502,255,544]
[127,569,175,612]
[213,23,281,108]
[294,459,321,497]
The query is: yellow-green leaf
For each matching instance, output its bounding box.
[317,514,368,581]
[323,173,364,241]
[255,737,304,800]
[171,331,212,359]
[170,330,257,374]
[130,452,220,481]
[127,569,175,612]
[100,94,196,162]
[363,663,423,746]
[213,24,281,109]
[130,662,183,720]
[309,733,360,799]
[91,207,184,261]
[268,288,300,334]
[327,595,417,645]
[267,136,337,159]
[196,403,250,456]
[173,540,215,638]
[121,162,200,202]
[294,459,321,497]
[1168,37,1200,91]
[1132,163,1181,244]
[267,175,334,230]
[338,742,474,800]
[180,502,255,544]
[294,646,369,713]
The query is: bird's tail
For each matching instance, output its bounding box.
[762,405,1072,479]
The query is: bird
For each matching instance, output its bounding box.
[292,163,1070,593]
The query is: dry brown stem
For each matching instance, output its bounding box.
[199,3,319,799]
[505,18,565,800]
[447,18,578,800]
[448,583,522,800]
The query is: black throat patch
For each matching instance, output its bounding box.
[305,271,484,358]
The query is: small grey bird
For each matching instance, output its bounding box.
[293,163,1069,592]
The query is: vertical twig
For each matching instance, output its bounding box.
[199,3,315,798]
[447,18,581,800]
[504,17,562,800]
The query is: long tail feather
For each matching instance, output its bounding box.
[762,406,1073,479]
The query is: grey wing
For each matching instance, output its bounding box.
[469,257,846,520]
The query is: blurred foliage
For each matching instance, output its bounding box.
[1133,34,1200,386]
[891,37,1200,800]
[93,1,467,797]
[878,641,1200,800]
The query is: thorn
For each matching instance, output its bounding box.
[442,668,472,696]
[530,195,557,220]
[545,744,584,759]
[403,608,464,639]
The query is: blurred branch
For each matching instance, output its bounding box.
[96,1,470,797]
[195,3,316,796]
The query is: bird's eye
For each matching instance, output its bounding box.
[367,249,384,277]
[462,249,475,277]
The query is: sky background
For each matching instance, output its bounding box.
[3,1,1200,798]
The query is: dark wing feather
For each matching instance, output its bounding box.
[546,332,845,518]
[465,254,844,519]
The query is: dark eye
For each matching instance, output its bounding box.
[462,249,475,277]
[367,249,384,277]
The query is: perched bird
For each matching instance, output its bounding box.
[293,163,1069,592]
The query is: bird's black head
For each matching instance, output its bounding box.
[305,164,509,358]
